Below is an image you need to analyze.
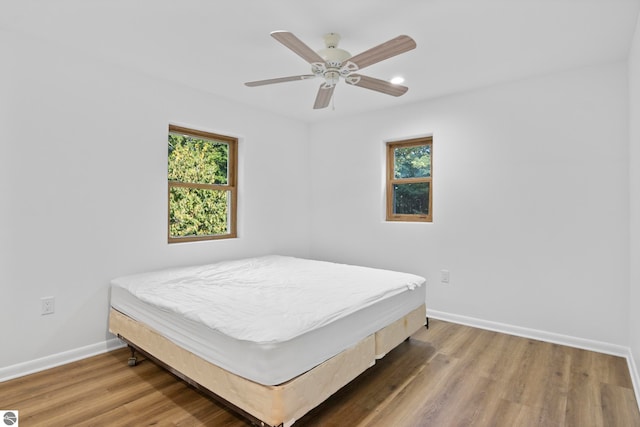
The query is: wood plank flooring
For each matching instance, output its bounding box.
[1,319,639,426]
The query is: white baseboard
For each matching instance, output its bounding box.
[427,309,629,357]
[627,349,640,414]
[0,338,126,383]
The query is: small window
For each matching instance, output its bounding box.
[168,125,237,243]
[386,137,432,222]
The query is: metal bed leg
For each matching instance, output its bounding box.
[426,317,429,329]
[128,345,138,367]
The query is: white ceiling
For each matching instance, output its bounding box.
[2,0,639,123]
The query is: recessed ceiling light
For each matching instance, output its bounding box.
[390,76,405,85]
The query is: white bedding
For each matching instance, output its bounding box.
[110,255,426,385]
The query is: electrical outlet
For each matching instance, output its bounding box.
[41,297,55,315]
[440,270,450,284]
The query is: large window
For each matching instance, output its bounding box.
[386,136,432,222]
[168,125,237,243]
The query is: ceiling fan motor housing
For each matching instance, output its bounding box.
[314,33,354,87]
[318,33,351,65]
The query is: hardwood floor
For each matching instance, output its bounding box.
[2,319,639,426]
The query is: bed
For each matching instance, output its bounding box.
[108,255,426,426]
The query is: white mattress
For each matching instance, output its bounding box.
[110,255,426,385]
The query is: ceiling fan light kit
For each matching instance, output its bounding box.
[245,30,416,109]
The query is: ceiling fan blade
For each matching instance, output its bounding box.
[347,35,416,70]
[313,84,335,109]
[245,75,316,87]
[271,31,325,64]
[346,74,408,97]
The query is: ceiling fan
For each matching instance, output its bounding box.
[244,31,417,109]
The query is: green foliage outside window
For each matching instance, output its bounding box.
[394,145,431,179]
[168,133,231,239]
[387,137,433,222]
[168,134,228,184]
[393,144,431,215]
[169,187,229,237]
[393,182,430,215]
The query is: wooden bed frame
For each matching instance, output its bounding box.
[109,303,426,427]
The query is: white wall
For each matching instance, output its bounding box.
[629,12,640,387]
[0,29,311,371]
[309,62,630,346]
